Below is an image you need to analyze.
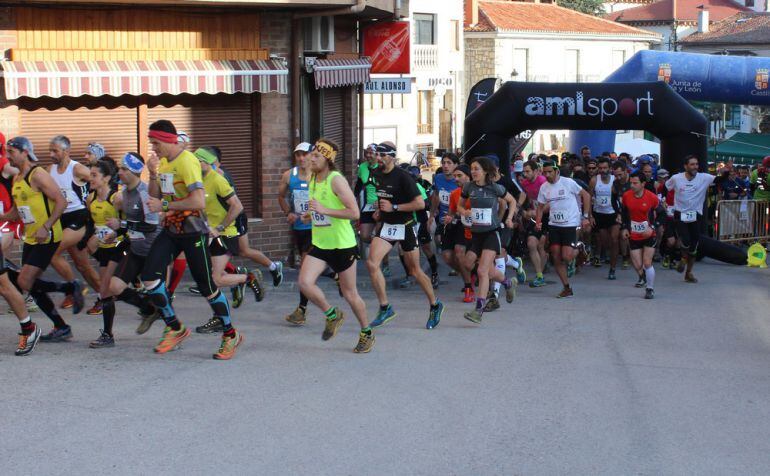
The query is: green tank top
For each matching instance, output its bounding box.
[309,171,357,250]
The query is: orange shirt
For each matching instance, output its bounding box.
[449,188,472,240]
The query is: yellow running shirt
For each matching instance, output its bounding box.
[202,169,238,237]
[12,166,62,245]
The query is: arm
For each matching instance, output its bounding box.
[147,152,161,198]
[580,188,591,217]
[2,162,19,179]
[218,194,244,231]
[311,174,359,221]
[277,170,294,222]
[167,188,205,212]
[429,189,439,219]
[381,194,425,213]
[503,192,516,228]
[73,162,91,182]
[0,204,19,222]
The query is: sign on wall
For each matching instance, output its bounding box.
[364,78,411,94]
[363,21,411,75]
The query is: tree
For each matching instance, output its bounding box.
[558,0,606,16]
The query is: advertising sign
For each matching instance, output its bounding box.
[364,78,411,94]
[363,21,411,74]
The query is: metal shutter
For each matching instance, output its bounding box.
[322,88,346,174]
[19,105,138,166]
[147,95,255,215]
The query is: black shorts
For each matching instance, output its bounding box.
[209,235,241,257]
[499,227,513,250]
[548,226,578,248]
[416,219,432,246]
[375,222,418,252]
[469,229,502,256]
[360,211,376,225]
[594,212,618,230]
[93,241,128,267]
[629,236,658,250]
[674,212,702,254]
[235,213,249,236]
[662,216,676,240]
[114,249,147,284]
[141,230,217,297]
[293,229,313,254]
[61,208,89,231]
[77,219,95,250]
[22,242,59,270]
[308,246,359,274]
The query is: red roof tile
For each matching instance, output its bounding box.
[680,12,770,44]
[607,0,751,23]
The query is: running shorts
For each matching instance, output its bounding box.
[594,212,618,230]
[93,240,128,267]
[629,236,658,250]
[61,208,89,231]
[469,229,502,256]
[21,242,59,270]
[308,246,359,274]
[548,226,578,248]
[375,222,418,252]
[674,211,701,254]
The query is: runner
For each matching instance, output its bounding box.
[355,143,389,276]
[590,157,620,279]
[141,120,242,360]
[430,153,458,279]
[443,164,474,302]
[47,135,101,311]
[365,142,444,330]
[83,142,106,166]
[655,168,680,270]
[3,136,84,342]
[403,165,439,289]
[297,138,374,353]
[611,160,632,269]
[535,161,591,298]
[621,172,663,299]
[665,155,716,283]
[457,156,517,323]
[278,142,314,325]
[520,160,548,287]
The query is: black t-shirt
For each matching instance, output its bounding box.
[372,166,421,224]
[495,174,522,201]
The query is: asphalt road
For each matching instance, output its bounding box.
[1,258,769,475]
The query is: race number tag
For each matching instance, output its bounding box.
[439,190,451,206]
[362,203,376,213]
[380,223,405,240]
[17,206,34,224]
[550,210,567,224]
[159,173,176,195]
[471,208,492,226]
[311,211,331,227]
[630,220,650,234]
[96,226,114,243]
[682,210,697,223]
[666,207,674,218]
[127,229,145,240]
[293,190,309,214]
[461,214,473,227]
[597,196,610,207]
[60,188,78,206]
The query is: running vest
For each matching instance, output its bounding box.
[12,166,63,245]
[309,171,356,250]
[288,167,311,231]
[50,160,87,214]
[89,191,122,249]
[123,181,160,256]
[593,175,615,214]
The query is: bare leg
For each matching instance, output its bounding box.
[211,255,246,288]
[551,245,569,286]
[337,262,369,328]
[365,237,392,306]
[402,248,436,305]
[298,255,333,312]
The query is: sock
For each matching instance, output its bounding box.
[116,288,155,315]
[644,266,655,289]
[464,282,471,290]
[361,327,372,335]
[102,297,115,336]
[29,290,67,328]
[168,258,187,294]
[225,262,237,274]
[207,290,232,329]
[427,255,438,274]
[299,292,309,311]
[505,255,519,269]
[493,282,501,294]
[475,297,486,311]
[19,316,34,335]
[493,258,506,293]
[269,262,277,271]
[430,301,440,310]
[536,272,543,279]
[380,303,390,311]
[398,254,409,276]
[324,306,337,321]
[147,281,178,329]
[32,278,75,295]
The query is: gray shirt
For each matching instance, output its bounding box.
[461,181,507,233]
[123,181,161,256]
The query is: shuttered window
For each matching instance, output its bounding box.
[322,87,345,174]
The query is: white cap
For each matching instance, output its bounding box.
[177,130,190,144]
[294,142,312,153]
[513,160,524,173]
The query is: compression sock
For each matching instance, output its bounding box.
[102,297,115,336]
[207,290,232,330]
[168,258,187,294]
[299,292,309,311]
[427,254,438,274]
[29,290,66,328]
[31,278,75,295]
[644,266,655,289]
[147,281,179,330]
[116,288,155,315]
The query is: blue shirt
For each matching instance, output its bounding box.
[433,172,458,221]
[288,167,311,231]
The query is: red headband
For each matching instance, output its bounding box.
[148,130,178,144]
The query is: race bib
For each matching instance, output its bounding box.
[293,190,309,214]
[17,206,34,224]
[681,210,697,223]
[380,223,405,240]
[362,203,376,213]
[461,214,473,227]
[551,210,567,224]
[159,173,176,195]
[95,226,114,243]
[127,229,145,240]
[311,211,331,227]
[438,190,451,206]
[666,207,674,218]
[471,208,492,226]
[596,195,610,207]
[631,220,650,234]
[60,188,78,206]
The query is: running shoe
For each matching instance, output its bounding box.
[529,276,546,288]
[370,306,396,328]
[676,259,686,273]
[463,308,482,324]
[89,330,115,348]
[40,325,73,342]
[483,296,500,312]
[566,260,576,278]
[431,272,440,289]
[231,280,245,309]
[86,298,103,315]
[7,294,39,315]
[622,259,630,269]
[608,269,616,281]
[188,286,201,295]
[381,264,392,278]
[504,280,516,303]
[246,270,264,302]
[662,257,670,269]
[154,325,191,354]
[557,287,574,299]
[634,275,647,288]
[322,309,345,341]
[644,288,655,300]
[513,257,526,284]
[15,325,41,356]
[462,287,475,303]
[270,262,284,287]
[448,269,458,277]
[136,308,160,335]
[285,306,306,326]
[398,277,412,289]
[684,273,698,284]
[196,316,223,334]
[426,300,444,330]
[591,256,601,268]
[60,294,74,309]
[354,331,375,353]
[213,329,243,360]
[71,280,85,315]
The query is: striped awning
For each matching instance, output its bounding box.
[313,58,371,89]
[1,59,288,100]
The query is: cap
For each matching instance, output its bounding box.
[177,130,190,144]
[87,142,106,160]
[294,142,313,153]
[484,154,500,167]
[7,136,38,162]
[657,168,669,178]
[513,160,524,173]
[376,142,397,157]
[762,156,770,168]
[455,164,471,177]
[122,152,145,174]
[194,147,218,165]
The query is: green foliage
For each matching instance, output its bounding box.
[558,0,606,16]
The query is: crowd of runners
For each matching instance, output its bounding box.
[0,122,718,358]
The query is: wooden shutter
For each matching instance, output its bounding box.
[322,88,346,174]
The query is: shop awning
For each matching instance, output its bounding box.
[1,59,288,100]
[313,58,371,89]
[707,133,770,165]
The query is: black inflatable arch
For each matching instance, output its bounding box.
[464,82,708,174]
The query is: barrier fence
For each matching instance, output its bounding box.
[714,199,770,244]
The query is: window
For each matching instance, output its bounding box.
[612,50,626,69]
[512,48,529,81]
[415,143,434,160]
[417,90,434,134]
[565,49,580,82]
[450,20,460,51]
[414,13,436,45]
[726,105,742,129]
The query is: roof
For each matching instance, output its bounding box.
[707,132,770,164]
[680,12,770,45]
[607,0,751,23]
[465,0,660,38]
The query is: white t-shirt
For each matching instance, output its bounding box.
[665,172,715,215]
[537,176,584,227]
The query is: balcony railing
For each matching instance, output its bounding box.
[417,123,433,134]
[413,45,439,71]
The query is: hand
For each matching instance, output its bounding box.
[373,210,381,222]
[590,216,596,228]
[442,214,453,225]
[147,150,159,175]
[505,218,514,229]
[308,199,327,216]
[622,229,630,240]
[301,212,311,224]
[287,212,298,225]
[581,218,591,231]
[102,231,117,244]
[378,199,393,212]
[535,222,542,232]
[34,225,50,244]
[106,218,121,230]
[461,208,471,217]
[147,196,163,213]
[209,228,220,239]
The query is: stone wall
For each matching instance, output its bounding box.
[464,37,496,102]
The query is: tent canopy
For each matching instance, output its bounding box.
[708,133,770,165]
[615,137,661,158]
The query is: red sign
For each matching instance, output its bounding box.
[363,21,410,75]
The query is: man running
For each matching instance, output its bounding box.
[622,172,663,299]
[430,153,459,278]
[665,155,715,283]
[444,164,474,302]
[355,144,389,274]
[365,142,444,330]
[83,142,106,166]
[590,157,620,279]
[520,160,548,287]
[612,160,632,269]
[535,162,591,298]
[297,138,374,353]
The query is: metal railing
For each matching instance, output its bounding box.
[417,123,433,134]
[714,199,770,243]
[413,45,439,70]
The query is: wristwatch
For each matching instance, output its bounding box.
[161,199,169,212]
[582,213,590,219]
[216,225,225,233]
[393,204,399,211]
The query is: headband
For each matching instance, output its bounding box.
[314,140,337,162]
[194,147,218,165]
[87,143,106,160]
[376,143,396,157]
[122,152,144,174]
[148,130,179,144]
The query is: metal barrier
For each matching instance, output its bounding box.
[714,199,770,243]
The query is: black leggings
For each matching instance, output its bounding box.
[140,231,217,297]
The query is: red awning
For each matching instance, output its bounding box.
[1,59,288,100]
[313,58,371,89]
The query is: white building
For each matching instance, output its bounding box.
[464,0,660,153]
[363,0,465,162]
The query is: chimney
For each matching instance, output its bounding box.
[697,6,709,33]
[465,0,479,26]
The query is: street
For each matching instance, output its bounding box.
[1,259,769,475]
